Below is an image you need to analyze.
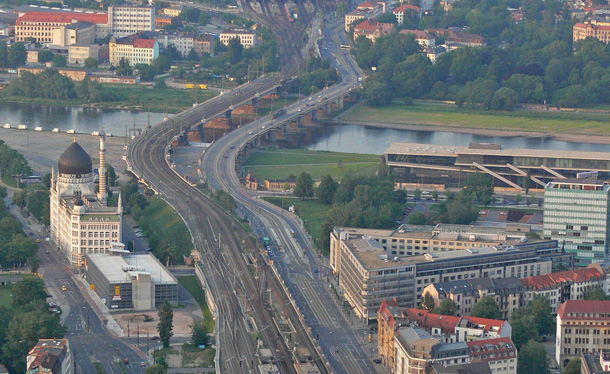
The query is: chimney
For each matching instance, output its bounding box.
[98,136,107,205]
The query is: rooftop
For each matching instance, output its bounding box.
[86,253,178,285]
[221,26,254,34]
[17,11,107,25]
[432,277,524,296]
[522,267,605,290]
[385,142,610,161]
[558,300,610,320]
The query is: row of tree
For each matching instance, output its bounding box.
[0,277,66,373]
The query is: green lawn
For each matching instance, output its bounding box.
[243,149,379,181]
[182,343,216,367]
[178,276,215,334]
[0,286,12,308]
[340,101,610,136]
[263,197,330,251]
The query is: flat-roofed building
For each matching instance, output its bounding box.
[52,21,96,47]
[344,11,366,32]
[108,5,155,38]
[220,26,258,48]
[85,252,178,310]
[556,300,610,367]
[544,178,610,266]
[68,44,101,64]
[333,228,572,322]
[385,142,610,190]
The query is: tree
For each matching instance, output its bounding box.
[363,80,392,106]
[512,295,554,336]
[317,175,338,204]
[464,174,494,204]
[84,57,99,69]
[191,320,209,346]
[562,358,581,374]
[517,340,549,374]
[228,37,243,65]
[414,188,422,200]
[491,87,519,110]
[432,190,439,201]
[433,298,457,316]
[12,277,46,307]
[52,54,67,67]
[584,286,609,300]
[511,315,539,350]
[38,50,54,63]
[471,296,501,320]
[422,292,435,311]
[155,78,167,89]
[408,212,427,225]
[8,43,26,68]
[157,300,174,348]
[146,365,167,374]
[294,172,314,199]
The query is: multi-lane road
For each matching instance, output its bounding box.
[7,201,147,374]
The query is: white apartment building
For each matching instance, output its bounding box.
[52,22,96,47]
[50,137,122,266]
[109,36,158,66]
[220,27,258,48]
[108,5,155,38]
[543,177,610,266]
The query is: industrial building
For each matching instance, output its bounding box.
[384,142,610,190]
[84,251,178,311]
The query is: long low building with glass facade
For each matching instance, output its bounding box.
[84,252,178,311]
[384,142,610,190]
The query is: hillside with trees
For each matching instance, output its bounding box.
[352,0,610,108]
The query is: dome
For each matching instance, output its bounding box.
[58,141,92,177]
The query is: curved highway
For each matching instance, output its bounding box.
[201,16,375,374]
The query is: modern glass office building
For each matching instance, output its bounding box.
[543,178,610,266]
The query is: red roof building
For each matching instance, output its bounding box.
[574,18,610,44]
[133,38,156,49]
[353,19,396,42]
[15,11,107,43]
[556,300,610,367]
[521,265,608,314]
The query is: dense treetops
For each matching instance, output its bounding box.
[353,0,610,109]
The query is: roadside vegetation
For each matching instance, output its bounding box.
[0,277,65,373]
[0,139,32,188]
[121,180,193,264]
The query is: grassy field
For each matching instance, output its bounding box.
[182,343,215,367]
[178,276,215,334]
[243,148,379,181]
[340,101,610,136]
[263,197,330,251]
[1,85,217,114]
[134,196,193,263]
[0,286,12,308]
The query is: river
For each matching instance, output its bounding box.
[1,101,608,154]
[0,102,166,136]
[306,123,610,155]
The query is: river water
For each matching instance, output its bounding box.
[0,102,607,154]
[0,102,166,136]
[306,123,610,155]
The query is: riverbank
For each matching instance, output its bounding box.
[336,101,610,145]
[1,84,218,114]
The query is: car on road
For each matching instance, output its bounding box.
[61,286,67,291]
[123,358,129,364]
[36,239,40,243]
[151,336,160,341]
[261,125,266,129]
[132,225,138,229]
[248,131,253,135]
[373,358,382,364]
[224,155,228,158]
[45,250,49,254]
[268,250,274,256]
[297,108,302,112]
[314,268,318,273]
[140,362,147,368]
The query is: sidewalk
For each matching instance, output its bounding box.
[72,272,125,337]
